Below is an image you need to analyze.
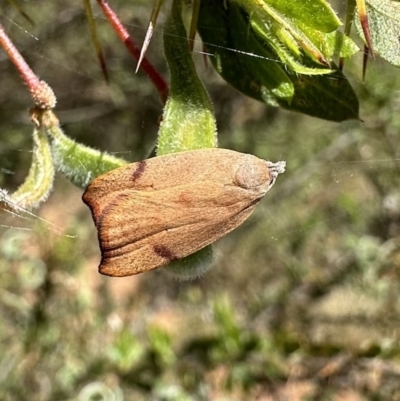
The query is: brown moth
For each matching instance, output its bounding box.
[82,148,285,277]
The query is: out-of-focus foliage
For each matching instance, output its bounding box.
[1,1,400,400]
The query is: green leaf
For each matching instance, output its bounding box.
[44,111,127,188]
[279,68,360,122]
[228,4,295,100]
[157,0,217,155]
[10,126,54,209]
[252,0,342,32]
[355,0,400,66]
[250,16,335,74]
[198,0,360,121]
[198,0,294,105]
[234,0,342,68]
[299,23,360,59]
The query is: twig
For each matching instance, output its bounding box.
[96,0,168,104]
[0,24,56,109]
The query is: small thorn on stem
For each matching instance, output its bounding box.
[136,21,154,73]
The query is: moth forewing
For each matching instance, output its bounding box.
[96,181,264,277]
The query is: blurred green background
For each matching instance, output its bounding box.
[1,1,400,400]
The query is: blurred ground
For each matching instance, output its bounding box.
[1,1,400,400]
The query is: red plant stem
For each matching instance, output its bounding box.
[0,24,41,93]
[97,0,168,104]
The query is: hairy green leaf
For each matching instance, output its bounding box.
[299,23,360,59]
[157,0,217,155]
[355,0,400,66]
[233,0,344,70]
[282,68,360,122]
[44,111,127,188]
[10,127,54,209]
[251,0,341,32]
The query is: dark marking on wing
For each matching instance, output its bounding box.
[153,245,177,261]
[131,160,146,182]
[96,192,131,241]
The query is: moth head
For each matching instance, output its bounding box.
[234,155,285,192]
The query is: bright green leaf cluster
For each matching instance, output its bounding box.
[235,0,346,70]
[198,0,360,121]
